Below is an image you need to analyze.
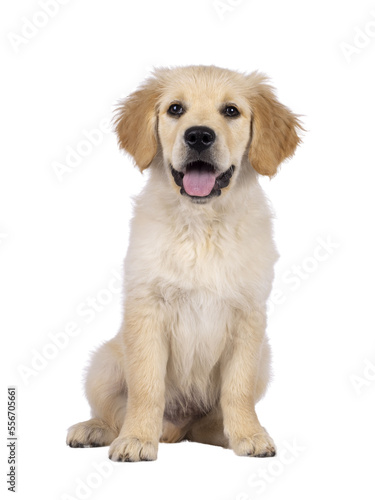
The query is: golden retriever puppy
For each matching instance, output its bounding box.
[67,65,302,461]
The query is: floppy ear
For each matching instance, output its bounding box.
[248,76,302,177]
[114,78,160,171]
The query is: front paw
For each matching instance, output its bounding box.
[231,429,276,458]
[108,436,158,462]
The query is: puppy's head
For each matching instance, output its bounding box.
[115,66,302,204]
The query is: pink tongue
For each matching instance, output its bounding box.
[183,170,216,197]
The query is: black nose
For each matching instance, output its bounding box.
[184,126,216,153]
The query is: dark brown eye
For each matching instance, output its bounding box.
[223,105,240,118]
[168,103,184,116]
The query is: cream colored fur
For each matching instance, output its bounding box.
[67,65,302,461]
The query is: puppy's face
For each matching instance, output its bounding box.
[157,80,251,203]
[115,66,302,204]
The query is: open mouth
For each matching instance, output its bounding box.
[171,161,235,201]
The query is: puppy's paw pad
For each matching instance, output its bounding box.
[66,419,116,448]
[232,431,276,458]
[108,437,158,462]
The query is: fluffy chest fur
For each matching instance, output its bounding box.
[123,167,277,388]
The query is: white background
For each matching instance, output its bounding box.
[1,0,375,498]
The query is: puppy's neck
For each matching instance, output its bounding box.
[135,158,261,241]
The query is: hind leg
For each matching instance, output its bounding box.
[67,335,127,448]
[67,417,117,447]
[160,420,190,444]
[186,407,229,448]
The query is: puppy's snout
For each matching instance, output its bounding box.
[184,126,216,153]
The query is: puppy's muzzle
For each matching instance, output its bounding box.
[171,125,234,203]
[184,126,216,153]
